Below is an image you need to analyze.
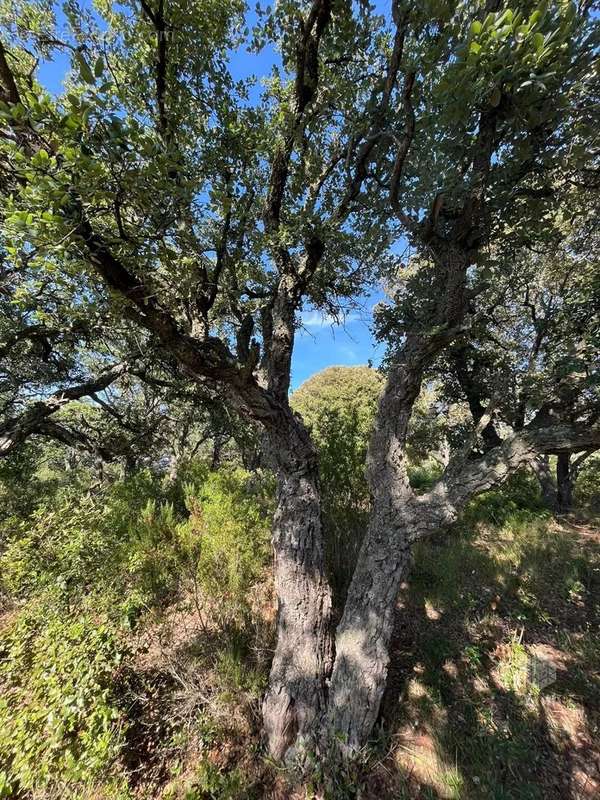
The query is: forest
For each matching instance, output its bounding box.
[0,0,599,797]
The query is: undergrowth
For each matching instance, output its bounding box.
[0,464,598,799]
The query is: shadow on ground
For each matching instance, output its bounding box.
[359,509,600,800]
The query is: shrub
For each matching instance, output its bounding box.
[0,492,129,606]
[182,468,273,619]
[0,464,274,797]
[407,460,443,493]
[291,366,382,601]
[127,499,183,605]
[574,453,600,509]
[0,610,126,796]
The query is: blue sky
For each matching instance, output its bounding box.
[35,2,392,391]
[293,291,385,389]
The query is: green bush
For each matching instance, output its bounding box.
[0,610,126,796]
[407,460,443,493]
[184,759,249,800]
[182,468,273,618]
[291,366,382,601]
[461,468,547,529]
[127,499,183,605]
[0,464,274,796]
[0,492,129,606]
[574,454,600,509]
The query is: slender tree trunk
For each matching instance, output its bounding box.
[261,410,333,760]
[325,418,448,752]
[556,452,573,512]
[210,434,223,470]
[325,505,413,752]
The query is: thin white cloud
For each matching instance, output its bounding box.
[300,310,360,328]
[338,344,358,361]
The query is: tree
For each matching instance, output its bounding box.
[323,1,600,752]
[0,0,387,759]
[1,0,598,764]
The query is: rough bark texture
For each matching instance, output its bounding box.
[556,452,573,512]
[261,410,333,760]
[326,242,471,752]
[326,420,600,755]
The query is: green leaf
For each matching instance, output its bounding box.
[496,9,513,26]
[94,56,104,78]
[532,32,544,52]
[489,86,502,107]
[470,20,482,35]
[75,53,95,85]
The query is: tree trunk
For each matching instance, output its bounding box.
[556,452,573,512]
[325,358,436,753]
[531,455,558,509]
[210,434,223,470]
[261,410,333,760]
[325,503,413,752]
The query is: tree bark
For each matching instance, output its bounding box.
[325,363,453,751]
[556,452,573,512]
[261,409,333,761]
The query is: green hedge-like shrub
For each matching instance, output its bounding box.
[0,610,126,796]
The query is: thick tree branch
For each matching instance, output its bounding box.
[0,40,20,105]
[438,424,600,518]
[0,363,128,457]
[263,0,332,234]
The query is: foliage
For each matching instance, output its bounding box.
[0,470,162,609]
[129,467,273,621]
[0,609,126,797]
[1,464,272,615]
[184,469,273,618]
[292,365,382,502]
[0,0,598,781]
[0,462,274,796]
[574,454,600,510]
[291,366,382,598]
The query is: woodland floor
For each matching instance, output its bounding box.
[3,506,597,799]
[113,507,600,800]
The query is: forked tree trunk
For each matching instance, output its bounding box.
[325,352,434,751]
[262,411,333,760]
[325,399,448,751]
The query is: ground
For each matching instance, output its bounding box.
[362,511,600,800]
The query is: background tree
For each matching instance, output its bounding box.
[291,365,383,603]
